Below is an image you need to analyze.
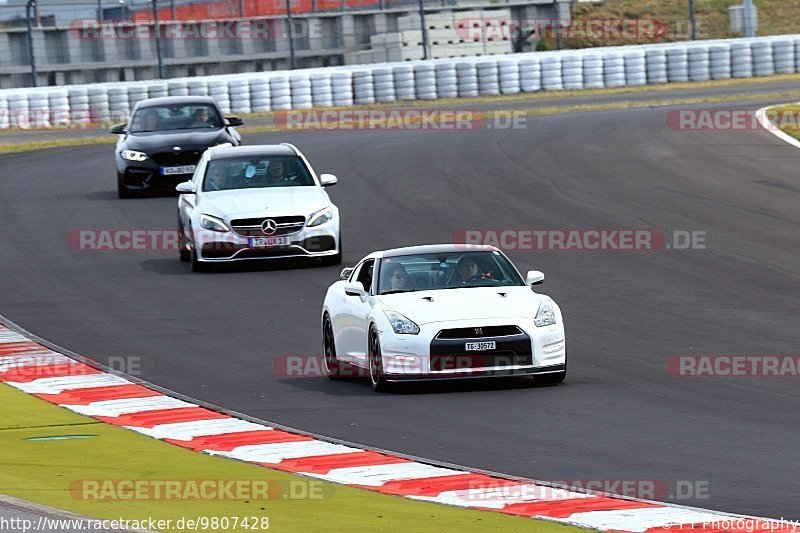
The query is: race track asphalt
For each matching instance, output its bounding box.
[1,83,799,518]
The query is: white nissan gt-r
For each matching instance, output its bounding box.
[321,244,566,391]
[176,143,341,271]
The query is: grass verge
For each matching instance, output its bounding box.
[765,102,800,141]
[0,383,584,532]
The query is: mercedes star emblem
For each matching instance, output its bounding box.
[261,219,278,236]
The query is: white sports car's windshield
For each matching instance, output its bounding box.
[203,156,315,192]
[377,251,524,295]
[130,103,223,132]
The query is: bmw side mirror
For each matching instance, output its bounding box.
[340,267,354,280]
[526,270,544,286]
[320,174,337,187]
[226,116,244,127]
[175,181,195,194]
[110,124,127,134]
[344,281,366,298]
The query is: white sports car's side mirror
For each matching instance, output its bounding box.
[344,281,366,297]
[526,270,545,286]
[320,173,338,187]
[176,181,195,194]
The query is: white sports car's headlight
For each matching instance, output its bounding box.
[383,310,420,335]
[307,206,333,227]
[200,214,230,233]
[121,150,148,162]
[534,299,556,327]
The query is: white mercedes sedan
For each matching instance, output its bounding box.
[321,244,566,391]
[176,144,341,271]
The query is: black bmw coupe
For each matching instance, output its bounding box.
[111,96,243,198]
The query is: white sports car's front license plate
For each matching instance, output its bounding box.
[161,165,196,175]
[249,236,291,248]
[465,341,496,352]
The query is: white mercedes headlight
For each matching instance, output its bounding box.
[121,150,148,162]
[383,310,420,335]
[534,299,556,327]
[200,214,230,233]
[307,206,333,227]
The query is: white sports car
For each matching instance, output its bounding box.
[321,244,566,391]
[176,143,341,271]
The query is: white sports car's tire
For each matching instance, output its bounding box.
[368,327,391,392]
[323,313,347,379]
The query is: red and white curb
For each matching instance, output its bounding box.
[0,322,788,532]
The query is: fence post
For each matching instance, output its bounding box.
[417,0,429,60]
[285,0,296,69]
[152,0,165,78]
[25,0,37,87]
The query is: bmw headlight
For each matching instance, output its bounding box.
[121,150,148,162]
[534,299,556,327]
[383,310,420,335]
[200,214,230,233]
[307,206,333,227]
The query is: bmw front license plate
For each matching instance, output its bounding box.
[161,165,196,175]
[249,236,291,248]
[465,341,496,352]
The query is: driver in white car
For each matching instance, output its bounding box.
[455,255,491,284]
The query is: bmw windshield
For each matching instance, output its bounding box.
[129,104,223,133]
[377,251,524,295]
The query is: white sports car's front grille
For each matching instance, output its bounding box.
[230,216,306,237]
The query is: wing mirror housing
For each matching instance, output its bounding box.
[526,270,545,286]
[175,181,195,194]
[344,281,366,297]
[319,173,338,187]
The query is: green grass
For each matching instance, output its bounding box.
[765,102,800,141]
[0,383,585,532]
[566,0,800,48]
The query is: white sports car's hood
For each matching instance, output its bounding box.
[377,286,543,325]
[201,187,330,219]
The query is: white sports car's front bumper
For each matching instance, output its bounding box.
[192,218,339,263]
[376,317,566,380]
